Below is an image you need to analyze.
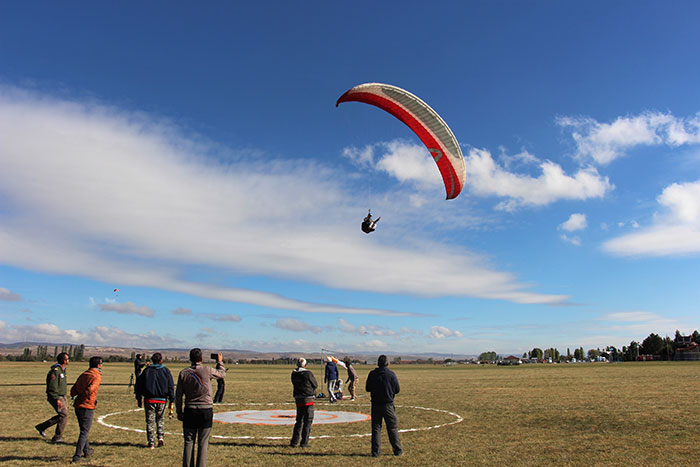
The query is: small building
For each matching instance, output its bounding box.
[498,355,522,365]
[674,338,700,361]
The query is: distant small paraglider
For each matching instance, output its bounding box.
[113,288,120,296]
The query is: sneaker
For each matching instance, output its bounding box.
[51,438,66,444]
[35,425,47,439]
[147,444,155,450]
[83,448,93,458]
[394,450,403,457]
[157,439,164,447]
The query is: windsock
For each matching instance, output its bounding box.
[328,355,347,369]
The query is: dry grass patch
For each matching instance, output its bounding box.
[1,360,698,466]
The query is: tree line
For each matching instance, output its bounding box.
[478,330,700,363]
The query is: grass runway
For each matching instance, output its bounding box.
[1,360,698,466]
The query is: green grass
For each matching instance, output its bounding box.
[2,361,699,466]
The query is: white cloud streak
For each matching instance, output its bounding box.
[465,149,613,211]
[0,320,183,348]
[558,112,700,165]
[98,302,155,317]
[0,86,567,313]
[274,318,322,334]
[0,287,22,301]
[429,326,464,339]
[603,179,700,256]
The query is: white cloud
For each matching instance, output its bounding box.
[172,307,192,315]
[465,148,612,211]
[343,140,442,188]
[98,302,155,317]
[0,287,22,301]
[558,112,700,165]
[337,318,397,337]
[0,321,183,347]
[599,311,692,336]
[0,86,567,311]
[206,314,242,322]
[603,179,700,256]
[429,326,464,339]
[559,213,588,232]
[560,234,582,246]
[274,318,322,334]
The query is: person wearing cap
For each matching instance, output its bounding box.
[290,358,318,448]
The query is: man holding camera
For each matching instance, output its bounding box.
[175,349,226,467]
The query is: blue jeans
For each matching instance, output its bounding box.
[73,407,94,461]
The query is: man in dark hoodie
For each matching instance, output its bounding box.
[365,354,402,457]
[290,358,317,448]
[324,356,339,403]
[135,352,175,449]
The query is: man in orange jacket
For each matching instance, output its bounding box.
[70,356,102,463]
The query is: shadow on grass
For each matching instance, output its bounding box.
[0,436,44,442]
[212,440,280,448]
[270,451,370,458]
[91,440,143,448]
[0,456,62,462]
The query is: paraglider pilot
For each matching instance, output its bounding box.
[362,210,381,234]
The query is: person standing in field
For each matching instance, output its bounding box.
[213,376,225,403]
[344,358,358,401]
[324,356,338,403]
[135,352,175,449]
[290,358,317,448]
[35,352,70,443]
[365,355,402,457]
[176,348,226,467]
[134,353,146,379]
[70,356,103,463]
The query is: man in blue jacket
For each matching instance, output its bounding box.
[365,355,402,457]
[135,352,175,449]
[324,356,339,403]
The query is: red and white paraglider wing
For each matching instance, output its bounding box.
[336,82,466,200]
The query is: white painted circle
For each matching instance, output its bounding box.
[97,402,463,440]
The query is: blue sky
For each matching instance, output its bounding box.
[1,2,700,356]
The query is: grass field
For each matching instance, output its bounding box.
[1,360,698,466]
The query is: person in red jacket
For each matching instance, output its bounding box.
[70,356,102,463]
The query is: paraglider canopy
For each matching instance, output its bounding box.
[337,82,467,200]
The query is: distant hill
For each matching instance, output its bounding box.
[0,341,477,362]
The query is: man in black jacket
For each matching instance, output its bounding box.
[365,354,402,457]
[135,352,175,449]
[290,358,318,448]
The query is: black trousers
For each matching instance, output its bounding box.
[213,379,225,403]
[371,402,402,456]
[290,403,314,447]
